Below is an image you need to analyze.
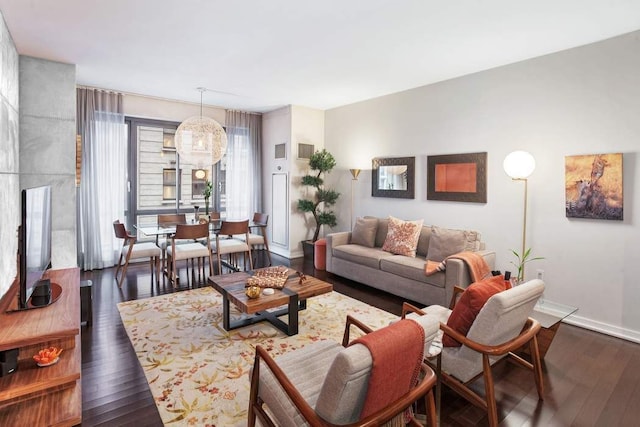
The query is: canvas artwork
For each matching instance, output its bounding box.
[565,153,623,220]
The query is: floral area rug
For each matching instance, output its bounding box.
[117,286,398,426]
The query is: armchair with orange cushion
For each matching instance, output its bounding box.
[248,314,440,427]
[404,277,545,427]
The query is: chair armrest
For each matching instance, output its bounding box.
[250,345,328,426]
[440,318,542,356]
[342,315,374,346]
[448,286,466,310]
[401,302,426,319]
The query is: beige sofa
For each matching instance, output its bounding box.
[326,217,496,307]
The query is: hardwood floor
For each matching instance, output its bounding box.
[79,254,640,426]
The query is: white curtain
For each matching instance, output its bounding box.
[77,88,127,270]
[224,111,262,219]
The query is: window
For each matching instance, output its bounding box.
[126,117,225,234]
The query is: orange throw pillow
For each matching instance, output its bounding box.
[442,275,508,347]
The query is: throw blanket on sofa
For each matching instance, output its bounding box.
[425,251,490,282]
[351,319,425,421]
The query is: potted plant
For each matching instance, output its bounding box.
[509,247,544,285]
[297,149,340,257]
[203,180,213,215]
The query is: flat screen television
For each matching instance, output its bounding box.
[18,185,52,310]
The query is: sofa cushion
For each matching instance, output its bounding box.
[442,275,508,347]
[416,225,432,257]
[426,226,480,262]
[369,216,389,248]
[333,245,396,269]
[351,217,378,248]
[380,256,446,288]
[381,216,424,257]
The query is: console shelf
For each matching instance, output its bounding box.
[0,268,81,426]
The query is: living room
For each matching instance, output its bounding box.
[1,1,640,426]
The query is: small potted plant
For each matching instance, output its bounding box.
[203,180,213,216]
[509,247,544,285]
[297,149,340,257]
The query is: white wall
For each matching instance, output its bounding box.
[262,106,291,257]
[122,92,226,124]
[262,105,325,258]
[324,31,640,343]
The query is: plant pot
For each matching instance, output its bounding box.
[302,240,315,260]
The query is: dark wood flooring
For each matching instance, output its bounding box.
[79,254,640,426]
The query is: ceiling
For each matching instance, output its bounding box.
[1,0,640,113]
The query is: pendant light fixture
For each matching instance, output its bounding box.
[175,87,227,168]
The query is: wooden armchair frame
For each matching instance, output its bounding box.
[403,285,544,427]
[248,315,437,427]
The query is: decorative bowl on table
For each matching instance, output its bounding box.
[33,346,63,367]
[245,285,261,299]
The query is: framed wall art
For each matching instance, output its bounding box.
[427,152,487,203]
[565,153,623,220]
[371,156,415,199]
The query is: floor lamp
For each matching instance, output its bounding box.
[503,151,536,281]
[349,169,361,230]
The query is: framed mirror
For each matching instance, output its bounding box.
[372,157,415,199]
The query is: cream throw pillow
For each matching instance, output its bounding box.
[381,216,424,257]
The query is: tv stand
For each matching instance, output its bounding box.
[0,268,81,426]
[5,281,63,313]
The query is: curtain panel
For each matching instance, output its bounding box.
[224,111,262,219]
[77,88,126,270]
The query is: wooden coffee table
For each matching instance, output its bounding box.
[207,269,333,336]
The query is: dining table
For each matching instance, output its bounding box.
[134,218,264,274]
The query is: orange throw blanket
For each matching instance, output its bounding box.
[351,319,425,419]
[425,251,490,282]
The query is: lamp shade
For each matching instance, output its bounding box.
[175,116,228,168]
[503,151,535,179]
[350,168,361,179]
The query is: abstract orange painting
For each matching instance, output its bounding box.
[565,153,623,220]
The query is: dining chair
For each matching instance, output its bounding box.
[248,314,440,427]
[166,222,213,287]
[157,213,187,271]
[113,220,161,287]
[234,212,272,267]
[210,220,253,275]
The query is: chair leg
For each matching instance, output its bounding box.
[115,250,124,286]
[530,335,545,399]
[247,248,254,271]
[170,255,177,288]
[424,388,437,427]
[482,355,499,427]
[155,256,160,285]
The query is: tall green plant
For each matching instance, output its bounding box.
[297,149,340,241]
[510,247,544,283]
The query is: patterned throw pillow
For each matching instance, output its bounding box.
[381,216,424,257]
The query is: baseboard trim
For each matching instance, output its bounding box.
[563,314,640,344]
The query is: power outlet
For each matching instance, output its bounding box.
[537,269,544,280]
